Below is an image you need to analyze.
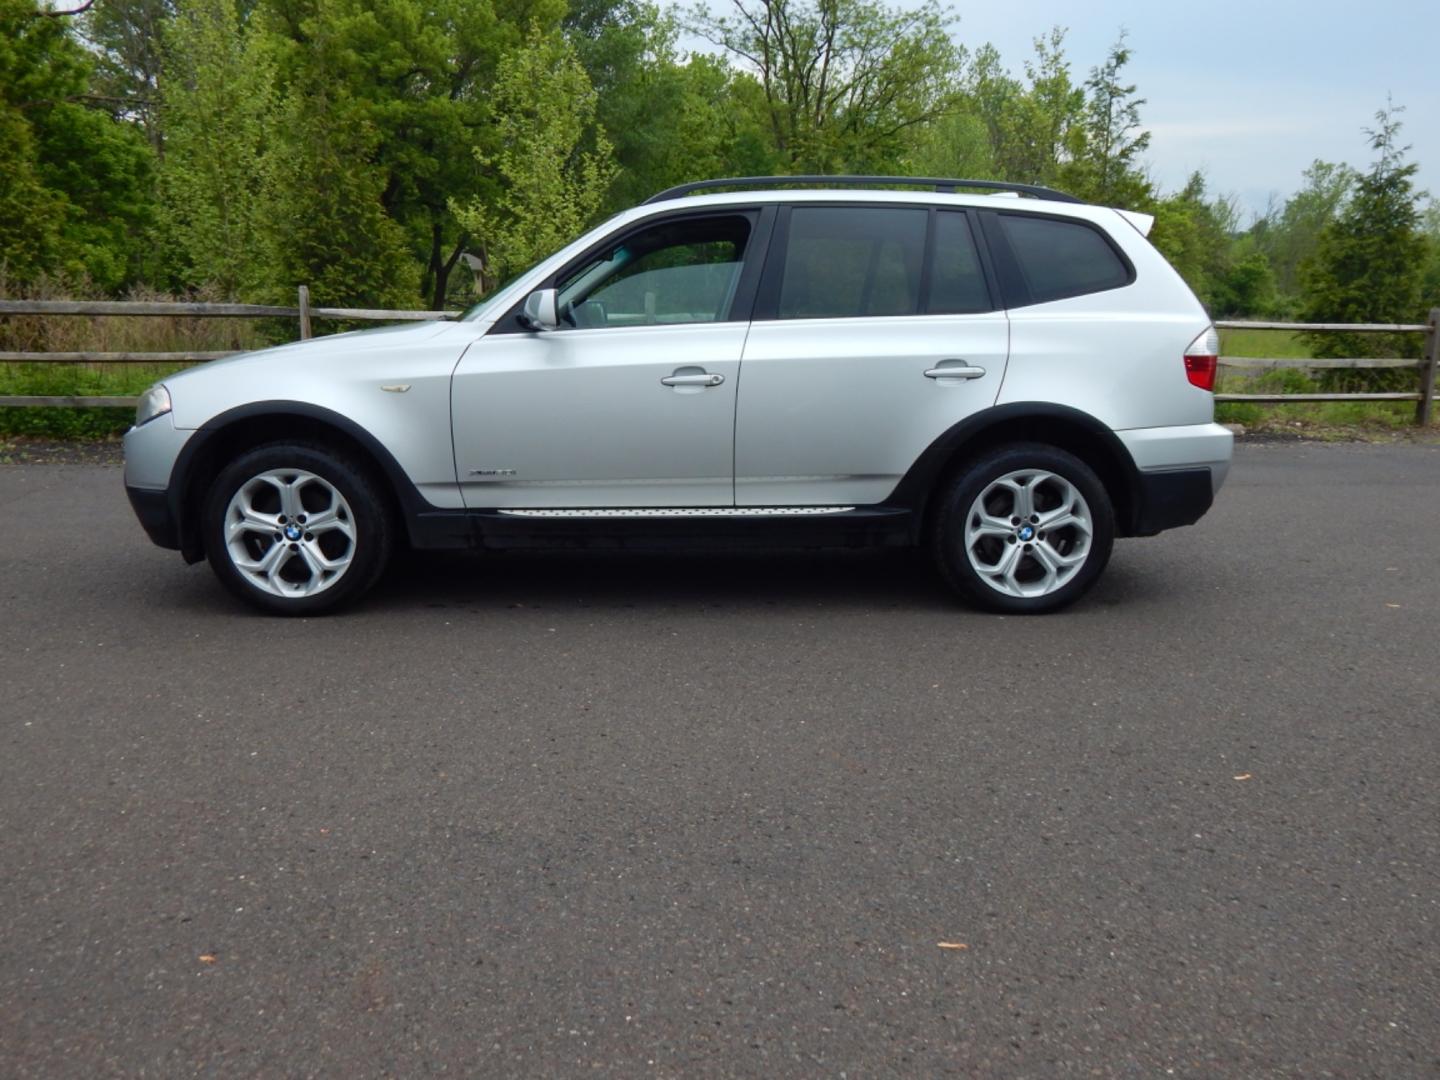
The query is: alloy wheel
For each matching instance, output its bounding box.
[222,468,356,598]
[962,468,1094,599]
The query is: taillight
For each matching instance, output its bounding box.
[1184,327,1220,391]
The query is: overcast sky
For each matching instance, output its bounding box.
[689,0,1439,219]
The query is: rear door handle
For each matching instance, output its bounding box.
[924,363,986,380]
[661,372,725,387]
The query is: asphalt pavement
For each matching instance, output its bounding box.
[1,441,1437,1077]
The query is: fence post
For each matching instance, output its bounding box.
[297,285,312,340]
[1419,308,1439,427]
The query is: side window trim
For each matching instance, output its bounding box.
[725,204,776,323]
[751,205,792,322]
[976,209,1031,309]
[978,208,1136,309]
[489,206,775,334]
[916,207,938,313]
[969,211,1003,313]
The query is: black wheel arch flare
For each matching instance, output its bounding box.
[165,401,446,563]
[884,402,1146,539]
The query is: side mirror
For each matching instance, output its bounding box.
[520,288,559,331]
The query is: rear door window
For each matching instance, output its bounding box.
[777,207,927,319]
[995,213,1131,303]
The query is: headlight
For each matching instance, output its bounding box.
[134,384,172,428]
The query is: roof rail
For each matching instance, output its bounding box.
[642,175,1084,205]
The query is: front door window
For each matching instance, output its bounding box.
[557,216,753,329]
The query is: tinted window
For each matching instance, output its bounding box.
[997,213,1130,303]
[778,207,926,319]
[928,212,990,314]
[557,215,751,328]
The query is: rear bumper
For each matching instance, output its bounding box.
[126,484,181,550]
[1116,422,1232,535]
[1130,468,1214,536]
[1116,422,1233,493]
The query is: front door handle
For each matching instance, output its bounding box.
[661,371,725,388]
[924,363,986,381]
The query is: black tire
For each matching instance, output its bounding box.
[931,442,1115,614]
[202,442,395,615]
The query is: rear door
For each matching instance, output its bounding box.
[735,205,1010,506]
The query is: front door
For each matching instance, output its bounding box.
[451,212,761,508]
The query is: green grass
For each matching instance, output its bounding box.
[1218,327,1315,360]
[0,362,193,438]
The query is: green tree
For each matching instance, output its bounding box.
[0,84,67,286]
[79,0,175,147]
[1418,201,1440,311]
[1060,31,1151,205]
[261,0,569,309]
[451,30,616,290]
[0,0,153,291]
[1211,248,1277,317]
[688,0,960,173]
[1300,106,1427,382]
[967,30,1084,187]
[1148,172,1240,311]
[261,76,420,309]
[156,0,275,297]
[1254,159,1355,305]
[901,108,994,179]
[568,0,771,209]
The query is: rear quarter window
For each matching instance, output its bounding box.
[996,213,1132,304]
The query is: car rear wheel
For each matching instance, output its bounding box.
[932,442,1115,614]
[202,443,394,615]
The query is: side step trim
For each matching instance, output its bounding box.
[465,505,917,552]
[496,506,857,519]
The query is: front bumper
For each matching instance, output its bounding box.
[123,415,194,553]
[126,484,181,550]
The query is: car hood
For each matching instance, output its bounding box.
[167,320,457,385]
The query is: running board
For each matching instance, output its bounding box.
[462,506,916,552]
[496,506,856,518]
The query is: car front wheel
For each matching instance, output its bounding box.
[932,443,1115,614]
[202,443,394,615]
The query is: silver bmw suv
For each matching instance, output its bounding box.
[124,176,1233,615]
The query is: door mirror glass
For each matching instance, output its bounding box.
[521,288,559,331]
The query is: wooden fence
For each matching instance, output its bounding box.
[1,290,1436,425]
[0,287,460,409]
[1214,310,1439,425]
